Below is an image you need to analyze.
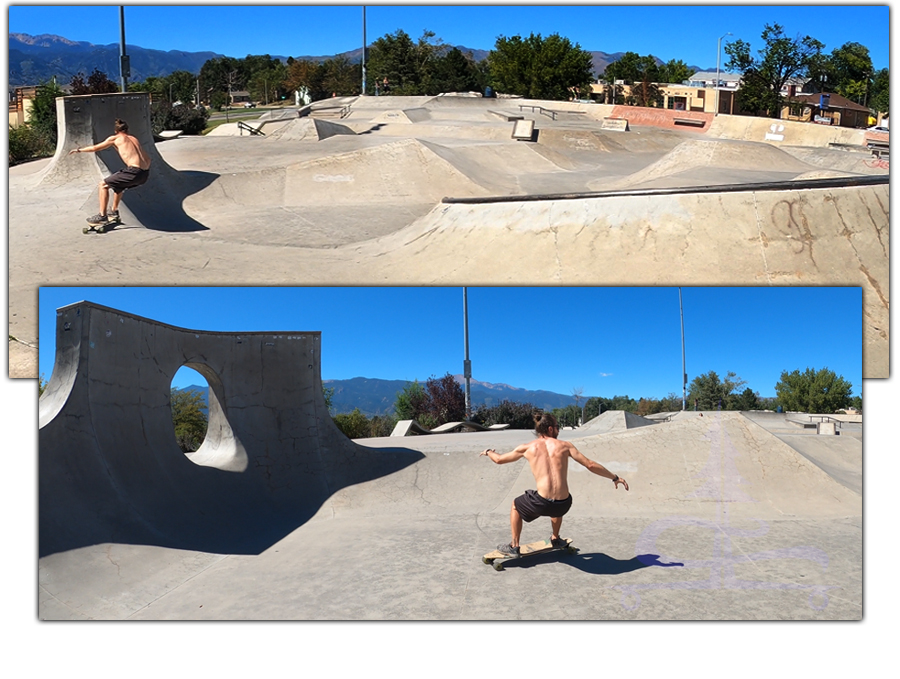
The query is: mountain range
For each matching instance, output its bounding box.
[9,32,705,89]
[177,375,582,418]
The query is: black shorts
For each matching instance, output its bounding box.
[513,490,572,523]
[105,166,150,193]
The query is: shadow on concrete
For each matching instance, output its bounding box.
[498,551,684,574]
[40,445,425,558]
[117,168,219,232]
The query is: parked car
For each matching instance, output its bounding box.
[867,125,889,133]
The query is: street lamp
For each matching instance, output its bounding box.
[679,288,687,411]
[715,32,732,116]
[463,288,472,419]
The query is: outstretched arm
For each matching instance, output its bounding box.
[68,135,116,155]
[569,445,629,490]
[480,443,527,465]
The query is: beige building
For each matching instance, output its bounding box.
[8,86,39,128]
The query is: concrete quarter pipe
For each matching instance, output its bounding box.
[39,304,860,620]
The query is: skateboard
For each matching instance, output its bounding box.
[482,538,578,571]
[83,215,121,234]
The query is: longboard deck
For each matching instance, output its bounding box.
[483,538,577,571]
[83,216,121,234]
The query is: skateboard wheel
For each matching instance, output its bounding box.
[482,557,493,565]
[567,546,578,554]
[493,562,504,571]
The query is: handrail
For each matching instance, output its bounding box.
[237,120,265,136]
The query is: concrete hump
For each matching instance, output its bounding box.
[372,108,431,124]
[38,302,422,557]
[608,138,817,189]
[576,410,658,436]
[283,138,492,205]
[30,92,213,231]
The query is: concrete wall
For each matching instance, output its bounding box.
[39,302,420,557]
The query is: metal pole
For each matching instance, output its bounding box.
[715,32,731,116]
[362,6,367,95]
[118,6,129,92]
[463,287,471,419]
[679,287,687,411]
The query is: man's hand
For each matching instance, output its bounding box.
[68,148,80,155]
[480,448,495,457]
[613,475,629,491]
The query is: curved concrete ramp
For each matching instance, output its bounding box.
[38,302,422,558]
[29,93,215,231]
[577,410,659,435]
[598,138,822,190]
[391,419,511,436]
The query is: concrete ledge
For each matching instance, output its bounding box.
[512,118,535,141]
[601,117,630,132]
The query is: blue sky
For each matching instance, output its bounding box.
[38,287,862,400]
[9,3,889,71]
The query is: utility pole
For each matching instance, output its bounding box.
[463,287,472,419]
[715,32,732,115]
[361,6,367,95]
[679,287,687,410]
[118,6,130,92]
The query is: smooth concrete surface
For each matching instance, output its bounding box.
[8,94,889,379]
[39,304,862,620]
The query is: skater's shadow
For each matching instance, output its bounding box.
[568,552,685,575]
[502,552,684,575]
[119,169,219,232]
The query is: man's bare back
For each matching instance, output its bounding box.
[480,412,628,554]
[109,132,151,170]
[482,433,628,498]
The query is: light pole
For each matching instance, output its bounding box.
[679,287,687,411]
[362,6,367,95]
[715,32,732,116]
[118,6,130,92]
[463,288,472,419]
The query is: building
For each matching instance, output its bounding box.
[781,92,873,129]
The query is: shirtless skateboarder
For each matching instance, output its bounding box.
[480,411,629,556]
[68,118,151,226]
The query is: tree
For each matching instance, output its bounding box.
[869,68,889,115]
[424,373,466,424]
[394,379,431,424]
[427,47,485,94]
[393,373,465,428]
[488,33,594,100]
[150,102,209,135]
[658,59,693,85]
[824,42,875,105]
[333,408,371,439]
[27,79,66,148]
[70,68,118,95]
[725,24,824,118]
[170,388,208,452]
[367,29,439,96]
[733,387,761,411]
[472,400,539,429]
[775,367,853,414]
[687,371,747,410]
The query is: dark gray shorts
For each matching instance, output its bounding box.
[105,166,150,193]
[514,490,572,522]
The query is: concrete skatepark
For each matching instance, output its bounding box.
[39,302,862,620]
[8,92,890,379]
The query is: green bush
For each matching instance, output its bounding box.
[8,124,55,165]
[333,408,371,439]
[150,101,210,136]
[472,400,539,429]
